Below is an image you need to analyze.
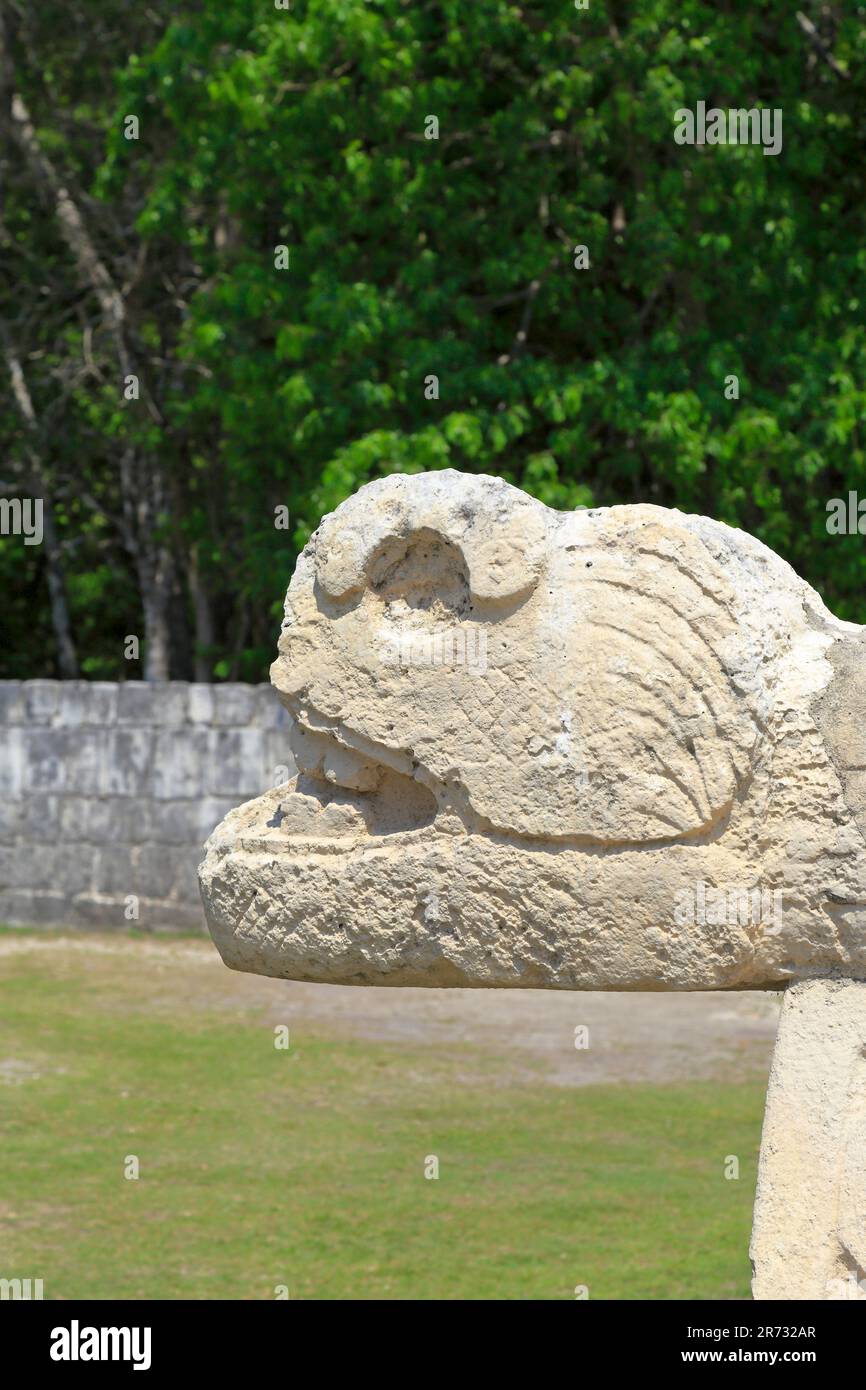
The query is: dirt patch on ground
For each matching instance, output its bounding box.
[0,930,781,1087]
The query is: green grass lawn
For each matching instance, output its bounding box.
[0,931,764,1299]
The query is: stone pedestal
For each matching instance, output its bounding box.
[751,978,866,1300]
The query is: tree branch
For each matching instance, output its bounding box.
[796,11,848,80]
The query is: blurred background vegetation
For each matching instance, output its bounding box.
[1,0,865,681]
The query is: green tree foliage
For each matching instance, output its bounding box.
[2,1,865,678]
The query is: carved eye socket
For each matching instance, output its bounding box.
[368,529,470,618]
[314,472,547,606]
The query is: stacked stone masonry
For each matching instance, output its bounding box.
[0,681,295,930]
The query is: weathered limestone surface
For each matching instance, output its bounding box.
[198,468,866,1301]
[750,979,866,1299]
[1,680,293,929]
[200,469,866,991]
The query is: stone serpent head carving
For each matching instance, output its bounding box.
[199,469,866,993]
[200,468,866,1300]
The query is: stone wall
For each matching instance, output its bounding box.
[0,681,295,930]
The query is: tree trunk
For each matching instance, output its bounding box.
[189,544,216,682]
[0,321,79,677]
[1,12,177,679]
[228,599,251,681]
[137,549,173,682]
[39,494,80,678]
